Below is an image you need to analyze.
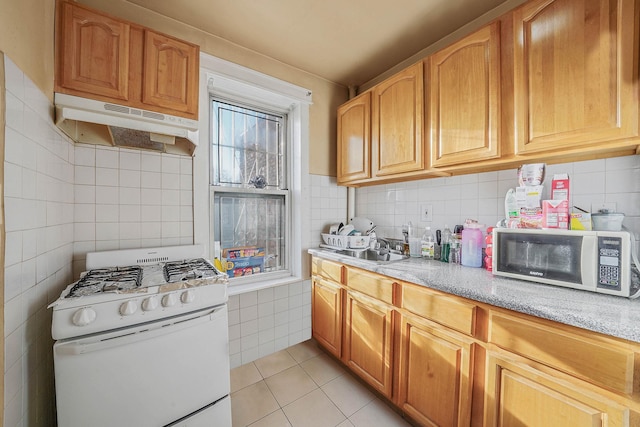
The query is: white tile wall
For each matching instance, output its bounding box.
[72,146,195,276]
[355,156,640,247]
[309,174,349,248]
[4,56,72,427]
[227,280,312,368]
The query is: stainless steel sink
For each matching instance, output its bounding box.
[335,248,408,263]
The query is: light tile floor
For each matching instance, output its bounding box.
[230,340,413,427]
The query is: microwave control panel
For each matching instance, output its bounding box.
[597,236,622,291]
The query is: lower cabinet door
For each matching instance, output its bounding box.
[343,290,394,398]
[397,313,474,427]
[484,351,629,427]
[311,277,343,358]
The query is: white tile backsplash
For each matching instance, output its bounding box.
[355,156,640,243]
[3,56,73,426]
[227,280,312,369]
[95,148,119,168]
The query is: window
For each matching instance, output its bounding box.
[211,99,289,280]
[196,54,312,290]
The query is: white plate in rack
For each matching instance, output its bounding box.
[320,244,368,253]
[321,234,370,249]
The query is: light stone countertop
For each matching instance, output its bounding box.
[308,248,640,344]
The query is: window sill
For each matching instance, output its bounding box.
[227,274,304,296]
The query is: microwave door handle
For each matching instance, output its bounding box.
[581,235,597,290]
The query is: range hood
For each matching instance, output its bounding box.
[54,93,199,156]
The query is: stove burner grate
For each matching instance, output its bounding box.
[67,266,143,297]
[164,258,218,283]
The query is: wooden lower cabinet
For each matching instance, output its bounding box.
[311,277,343,358]
[343,289,394,398]
[484,350,630,427]
[397,312,475,427]
[310,257,640,426]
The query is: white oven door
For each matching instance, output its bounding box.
[54,305,230,427]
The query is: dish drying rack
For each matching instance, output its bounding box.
[320,233,370,250]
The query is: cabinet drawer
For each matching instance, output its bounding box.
[345,268,394,305]
[401,284,476,336]
[312,258,343,284]
[488,311,637,395]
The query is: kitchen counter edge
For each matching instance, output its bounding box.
[308,248,640,344]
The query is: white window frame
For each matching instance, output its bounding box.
[193,52,312,293]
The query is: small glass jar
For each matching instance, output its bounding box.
[449,240,461,264]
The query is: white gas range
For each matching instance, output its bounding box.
[50,245,232,427]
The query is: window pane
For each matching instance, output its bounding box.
[212,101,284,188]
[213,192,286,276]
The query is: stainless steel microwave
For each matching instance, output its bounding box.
[493,228,633,297]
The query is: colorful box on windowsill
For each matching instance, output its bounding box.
[222,247,265,278]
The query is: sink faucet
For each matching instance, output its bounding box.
[375,237,391,251]
[402,223,412,243]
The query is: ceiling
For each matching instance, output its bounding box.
[126,0,510,87]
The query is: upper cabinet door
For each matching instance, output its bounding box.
[372,63,425,177]
[513,0,639,154]
[429,23,501,168]
[142,31,200,116]
[57,1,130,101]
[337,92,371,184]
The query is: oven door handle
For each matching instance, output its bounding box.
[56,305,226,356]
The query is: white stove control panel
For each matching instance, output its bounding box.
[53,284,227,340]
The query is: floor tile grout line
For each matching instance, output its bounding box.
[234,341,409,427]
[243,350,353,427]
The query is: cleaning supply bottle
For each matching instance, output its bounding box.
[461,223,483,268]
[505,188,518,227]
[441,225,452,262]
[421,226,435,259]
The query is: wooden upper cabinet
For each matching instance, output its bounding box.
[57,1,130,101]
[55,0,199,119]
[142,31,199,116]
[513,0,639,154]
[429,22,501,168]
[372,63,425,177]
[337,92,371,184]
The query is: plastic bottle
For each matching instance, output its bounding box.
[441,225,452,263]
[407,222,421,257]
[421,227,435,259]
[461,224,483,267]
[505,188,518,227]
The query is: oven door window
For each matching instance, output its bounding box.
[496,233,583,284]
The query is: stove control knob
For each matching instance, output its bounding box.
[119,300,137,316]
[72,307,97,327]
[142,296,159,312]
[162,293,177,307]
[181,290,195,304]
